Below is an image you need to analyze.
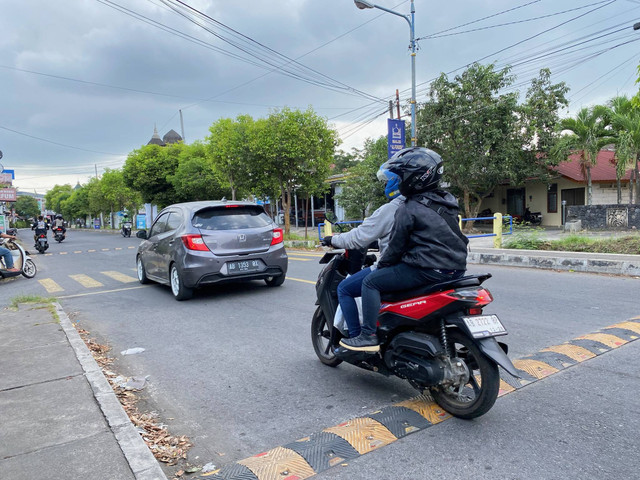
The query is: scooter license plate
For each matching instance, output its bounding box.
[462,314,507,338]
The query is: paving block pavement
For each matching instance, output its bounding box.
[0,302,167,480]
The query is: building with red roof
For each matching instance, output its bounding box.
[479,148,637,227]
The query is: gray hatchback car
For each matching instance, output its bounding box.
[136,200,288,300]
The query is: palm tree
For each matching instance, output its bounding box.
[607,95,640,204]
[552,106,613,205]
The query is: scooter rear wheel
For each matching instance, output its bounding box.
[430,330,500,419]
[311,307,342,367]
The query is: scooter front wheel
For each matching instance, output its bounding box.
[430,329,500,419]
[311,307,342,367]
[22,259,37,278]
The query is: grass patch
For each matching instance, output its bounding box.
[9,295,55,309]
[284,232,306,241]
[504,231,640,255]
[503,227,547,250]
[9,295,59,321]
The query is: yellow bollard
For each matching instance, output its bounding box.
[323,220,332,239]
[493,212,503,248]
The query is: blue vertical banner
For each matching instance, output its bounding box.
[387,119,406,158]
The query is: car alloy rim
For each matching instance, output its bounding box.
[171,267,179,295]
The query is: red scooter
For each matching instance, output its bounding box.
[311,249,519,419]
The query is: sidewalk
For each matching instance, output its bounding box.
[0,302,167,480]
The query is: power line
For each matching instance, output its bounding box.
[418,0,542,39]
[419,1,612,39]
[0,125,126,156]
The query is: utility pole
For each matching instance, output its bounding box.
[388,100,394,119]
[396,89,401,120]
[179,110,186,142]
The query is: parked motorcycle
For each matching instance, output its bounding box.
[311,248,519,419]
[53,226,66,243]
[121,221,132,237]
[35,233,49,254]
[513,208,542,226]
[523,208,542,226]
[0,231,37,280]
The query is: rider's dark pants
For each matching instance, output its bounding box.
[360,263,464,336]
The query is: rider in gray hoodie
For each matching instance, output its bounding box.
[322,168,404,338]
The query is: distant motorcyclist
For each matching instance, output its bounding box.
[32,215,49,245]
[54,214,66,234]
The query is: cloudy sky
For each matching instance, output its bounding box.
[2,0,640,193]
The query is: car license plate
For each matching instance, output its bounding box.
[462,314,507,338]
[227,259,264,275]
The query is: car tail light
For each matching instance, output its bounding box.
[271,228,283,245]
[181,234,210,251]
[446,287,493,306]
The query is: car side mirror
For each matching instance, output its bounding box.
[136,230,148,239]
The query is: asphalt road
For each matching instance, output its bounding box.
[2,228,639,479]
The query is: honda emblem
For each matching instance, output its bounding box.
[238,234,246,242]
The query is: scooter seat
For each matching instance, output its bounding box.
[381,273,491,303]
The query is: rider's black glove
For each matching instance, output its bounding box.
[321,235,332,247]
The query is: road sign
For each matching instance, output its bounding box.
[387,119,406,158]
[0,188,17,201]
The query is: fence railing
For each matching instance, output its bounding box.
[319,212,512,248]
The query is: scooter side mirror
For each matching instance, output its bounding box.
[136,230,148,239]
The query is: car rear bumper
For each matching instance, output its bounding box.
[180,248,288,288]
[196,266,286,286]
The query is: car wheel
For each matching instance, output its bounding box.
[136,256,150,284]
[170,263,193,301]
[264,274,285,287]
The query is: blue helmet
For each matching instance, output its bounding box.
[377,165,401,200]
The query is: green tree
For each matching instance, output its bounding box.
[86,176,109,218]
[332,149,359,173]
[205,115,254,200]
[61,185,91,221]
[552,105,613,205]
[521,68,569,155]
[416,64,570,220]
[123,143,182,207]
[170,142,229,202]
[44,184,73,214]
[99,169,143,225]
[335,137,388,219]
[250,107,338,234]
[607,95,640,204]
[13,195,40,219]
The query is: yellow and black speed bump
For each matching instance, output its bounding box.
[284,431,360,472]
[202,317,640,480]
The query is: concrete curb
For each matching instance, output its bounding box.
[55,302,168,480]
[468,251,640,276]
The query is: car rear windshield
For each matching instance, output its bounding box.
[192,206,272,231]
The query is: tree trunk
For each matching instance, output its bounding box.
[630,164,635,205]
[635,158,640,205]
[586,166,593,205]
[304,194,309,239]
[282,187,291,235]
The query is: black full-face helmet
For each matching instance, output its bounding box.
[380,147,444,196]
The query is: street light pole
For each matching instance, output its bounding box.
[354,0,417,146]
